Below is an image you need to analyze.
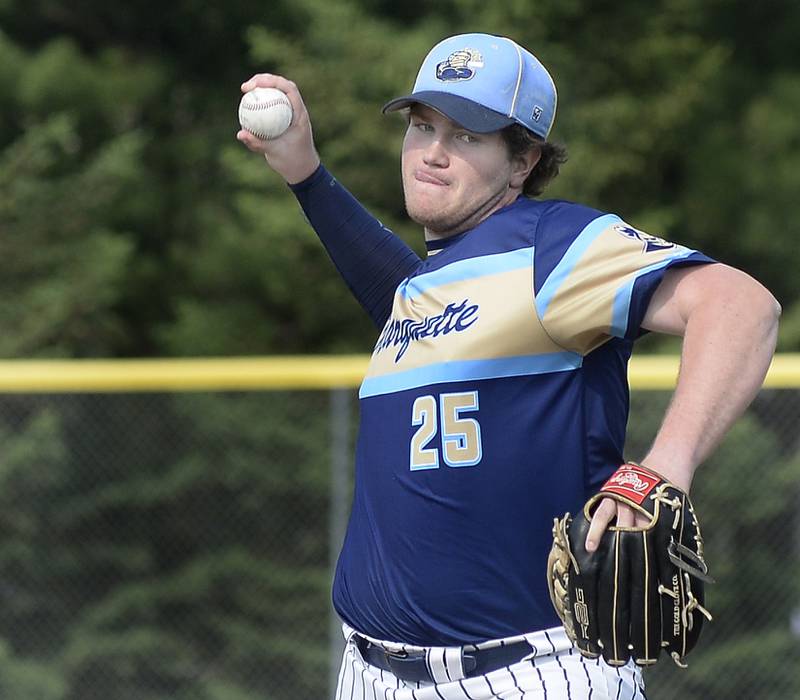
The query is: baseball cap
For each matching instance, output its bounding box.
[382,33,557,138]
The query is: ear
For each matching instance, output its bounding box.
[510,146,541,189]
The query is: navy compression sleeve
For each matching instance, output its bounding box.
[289,165,420,328]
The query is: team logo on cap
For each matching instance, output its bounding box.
[614,224,675,253]
[436,48,484,82]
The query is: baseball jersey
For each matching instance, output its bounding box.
[330,195,714,647]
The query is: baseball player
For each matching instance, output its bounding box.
[237,33,780,699]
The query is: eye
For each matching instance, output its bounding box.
[413,121,433,133]
[456,132,480,144]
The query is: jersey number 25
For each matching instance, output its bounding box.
[410,391,483,470]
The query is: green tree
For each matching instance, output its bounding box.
[1,1,798,698]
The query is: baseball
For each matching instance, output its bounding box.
[238,87,293,140]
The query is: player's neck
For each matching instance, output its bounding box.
[422,191,522,242]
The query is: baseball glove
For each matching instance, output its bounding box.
[547,462,713,668]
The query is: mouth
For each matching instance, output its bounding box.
[414,169,449,187]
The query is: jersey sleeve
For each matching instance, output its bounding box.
[534,210,715,354]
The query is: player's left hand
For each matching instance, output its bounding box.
[584,461,692,552]
[547,462,713,667]
[584,499,648,552]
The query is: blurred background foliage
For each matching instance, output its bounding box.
[2,0,800,359]
[0,0,799,698]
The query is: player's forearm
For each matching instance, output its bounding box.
[290,165,421,327]
[641,281,780,490]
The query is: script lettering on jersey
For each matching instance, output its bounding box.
[375,299,479,362]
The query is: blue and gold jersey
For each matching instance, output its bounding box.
[332,197,714,646]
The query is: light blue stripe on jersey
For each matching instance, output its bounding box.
[535,214,622,317]
[399,246,534,301]
[610,247,696,337]
[359,351,582,398]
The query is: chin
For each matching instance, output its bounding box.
[406,207,448,232]
[405,196,450,229]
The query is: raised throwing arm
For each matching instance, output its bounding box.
[237,74,420,327]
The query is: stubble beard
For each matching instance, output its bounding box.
[404,198,462,236]
[404,185,510,238]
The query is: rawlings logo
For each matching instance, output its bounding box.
[608,471,651,493]
[602,464,661,505]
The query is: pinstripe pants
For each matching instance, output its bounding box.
[334,625,646,700]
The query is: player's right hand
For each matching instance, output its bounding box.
[237,74,321,185]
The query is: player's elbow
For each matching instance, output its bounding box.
[687,265,781,344]
[760,287,782,343]
[734,274,781,344]
[762,289,782,327]
[746,277,781,324]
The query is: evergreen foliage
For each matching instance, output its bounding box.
[1,1,798,697]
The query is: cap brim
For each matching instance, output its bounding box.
[382,91,515,134]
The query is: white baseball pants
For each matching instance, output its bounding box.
[334,625,646,700]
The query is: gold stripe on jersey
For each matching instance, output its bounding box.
[360,217,701,398]
[539,219,694,355]
[360,250,581,399]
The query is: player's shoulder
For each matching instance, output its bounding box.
[531,198,611,238]
[528,198,623,292]
[482,197,609,243]
[433,198,614,265]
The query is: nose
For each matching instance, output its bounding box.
[422,138,449,168]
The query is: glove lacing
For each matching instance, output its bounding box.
[657,573,713,667]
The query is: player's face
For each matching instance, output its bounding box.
[401,105,521,240]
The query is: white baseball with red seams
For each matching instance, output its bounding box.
[238,87,293,140]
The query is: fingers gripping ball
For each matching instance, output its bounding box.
[547,463,714,668]
[238,87,293,140]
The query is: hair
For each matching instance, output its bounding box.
[500,124,568,197]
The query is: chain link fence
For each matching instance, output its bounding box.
[0,360,798,699]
